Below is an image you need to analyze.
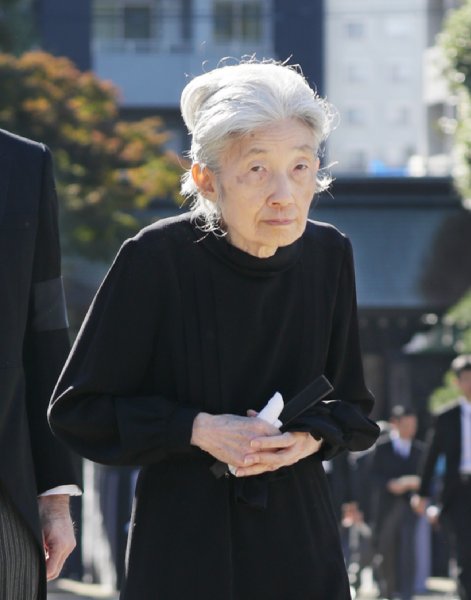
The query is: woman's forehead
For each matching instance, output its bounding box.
[220,119,316,163]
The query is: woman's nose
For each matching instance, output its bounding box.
[268,175,292,205]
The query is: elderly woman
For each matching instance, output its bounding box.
[49,60,379,599]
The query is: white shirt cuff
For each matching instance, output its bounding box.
[38,485,82,497]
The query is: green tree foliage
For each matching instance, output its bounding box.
[0,51,184,259]
[447,289,471,338]
[429,289,471,411]
[424,3,471,410]
[439,0,471,201]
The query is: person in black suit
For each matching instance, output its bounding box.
[413,354,471,600]
[371,406,424,600]
[0,129,81,599]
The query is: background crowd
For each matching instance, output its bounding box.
[327,355,471,600]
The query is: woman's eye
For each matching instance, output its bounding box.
[250,165,265,173]
[295,163,309,171]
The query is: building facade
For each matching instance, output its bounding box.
[36,0,464,174]
[37,0,92,70]
[37,0,324,151]
[325,0,459,176]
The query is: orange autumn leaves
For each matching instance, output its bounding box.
[0,51,186,259]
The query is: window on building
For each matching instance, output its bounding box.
[124,5,152,39]
[389,106,411,126]
[214,1,235,40]
[180,0,193,41]
[346,107,366,126]
[346,62,367,83]
[347,149,368,171]
[93,0,194,51]
[93,0,121,40]
[213,0,264,42]
[385,17,413,38]
[241,2,262,40]
[345,21,365,39]
[390,63,411,83]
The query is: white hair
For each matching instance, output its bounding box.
[180,58,335,231]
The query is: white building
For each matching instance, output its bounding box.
[325,0,459,176]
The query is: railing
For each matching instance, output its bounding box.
[92,38,194,54]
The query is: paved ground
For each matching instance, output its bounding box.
[47,577,458,600]
[47,580,118,599]
[353,574,458,600]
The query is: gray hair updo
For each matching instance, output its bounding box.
[180,59,335,231]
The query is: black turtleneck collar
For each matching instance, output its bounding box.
[195,227,304,278]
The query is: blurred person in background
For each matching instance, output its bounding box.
[371,405,425,600]
[323,451,374,592]
[413,354,471,600]
[0,129,81,600]
[48,59,379,600]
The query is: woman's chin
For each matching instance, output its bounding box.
[269,229,302,249]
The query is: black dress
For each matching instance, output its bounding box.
[49,213,378,600]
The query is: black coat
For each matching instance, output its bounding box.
[370,437,424,533]
[0,129,81,598]
[50,214,379,600]
[419,403,464,509]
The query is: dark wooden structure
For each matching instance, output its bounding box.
[315,176,467,425]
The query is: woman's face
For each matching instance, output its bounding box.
[196,119,319,258]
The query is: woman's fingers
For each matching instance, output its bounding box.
[191,412,280,466]
[234,462,277,477]
[250,432,294,449]
[235,432,323,477]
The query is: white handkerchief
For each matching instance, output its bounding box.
[229,391,284,475]
[258,391,284,428]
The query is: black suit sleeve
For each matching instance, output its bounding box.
[418,415,443,498]
[23,145,82,494]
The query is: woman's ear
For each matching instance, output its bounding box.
[191,164,217,202]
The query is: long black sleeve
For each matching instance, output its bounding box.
[418,416,443,497]
[49,238,200,466]
[291,238,378,457]
[23,146,81,493]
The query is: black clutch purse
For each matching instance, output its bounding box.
[210,375,333,478]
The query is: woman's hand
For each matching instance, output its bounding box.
[233,431,323,477]
[191,412,280,468]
